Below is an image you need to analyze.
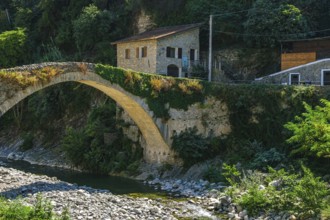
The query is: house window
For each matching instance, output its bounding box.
[289,73,300,85]
[178,48,182,59]
[136,47,139,58]
[125,49,130,59]
[142,46,147,57]
[166,47,175,58]
[322,69,330,86]
[190,49,195,61]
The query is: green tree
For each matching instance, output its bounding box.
[244,0,310,47]
[0,28,27,68]
[285,99,330,158]
[73,4,100,52]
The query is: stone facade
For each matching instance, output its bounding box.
[117,40,158,74]
[115,26,200,77]
[255,59,330,85]
[156,28,199,76]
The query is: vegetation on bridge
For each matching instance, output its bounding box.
[0,66,63,89]
[95,64,204,119]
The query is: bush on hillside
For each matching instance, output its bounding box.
[0,28,27,68]
[285,99,330,158]
[223,165,329,218]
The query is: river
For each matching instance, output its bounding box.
[0,157,160,195]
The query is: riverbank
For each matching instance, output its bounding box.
[0,166,219,219]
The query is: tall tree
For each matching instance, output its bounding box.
[0,28,27,68]
[244,0,310,47]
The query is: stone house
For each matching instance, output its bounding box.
[256,37,330,85]
[255,58,330,85]
[111,23,201,77]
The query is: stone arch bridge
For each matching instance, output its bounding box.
[0,62,230,164]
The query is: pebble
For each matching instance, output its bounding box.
[0,166,217,220]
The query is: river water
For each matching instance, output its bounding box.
[0,157,160,195]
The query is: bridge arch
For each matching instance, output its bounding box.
[0,63,175,164]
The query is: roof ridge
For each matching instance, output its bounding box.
[112,23,203,45]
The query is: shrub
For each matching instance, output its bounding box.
[239,185,271,216]
[251,148,286,170]
[186,79,203,93]
[20,132,34,151]
[178,80,203,95]
[0,194,70,220]
[0,66,63,89]
[150,77,174,94]
[124,71,142,87]
[222,163,241,186]
[204,164,223,183]
[190,64,207,79]
[150,78,163,93]
[0,28,27,68]
[225,165,330,218]
[171,127,211,166]
[285,99,330,158]
[61,102,143,174]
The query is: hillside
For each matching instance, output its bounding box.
[0,0,330,77]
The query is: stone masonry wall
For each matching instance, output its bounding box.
[255,59,330,85]
[156,28,200,75]
[119,97,231,148]
[117,40,158,74]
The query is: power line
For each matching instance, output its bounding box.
[212,9,251,17]
[214,28,330,38]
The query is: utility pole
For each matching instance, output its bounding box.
[5,9,11,25]
[208,14,213,82]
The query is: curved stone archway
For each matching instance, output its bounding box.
[167,64,179,77]
[0,63,175,164]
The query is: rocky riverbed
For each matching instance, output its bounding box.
[0,166,220,220]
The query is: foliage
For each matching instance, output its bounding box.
[20,132,34,151]
[150,77,174,95]
[94,64,330,168]
[224,165,329,218]
[221,163,241,186]
[61,102,143,174]
[203,163,223,183]
[0,28,27,68]
[251,148,286,170]
[95,64,204,119]
[244,1,309,47]
[285,99,330,158]
[239,185,271,216]
[39,39,64,62]
[171,127,218,167]
[0,66,63,89]
[73,4,101,52]
[190,65,207,79]
[0,194,70,220]
[178,80,203,95]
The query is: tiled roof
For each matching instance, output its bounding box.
[111,23,203,45]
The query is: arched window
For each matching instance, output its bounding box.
[167,64,179,77]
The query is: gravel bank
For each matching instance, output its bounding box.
[0,166,218,220]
